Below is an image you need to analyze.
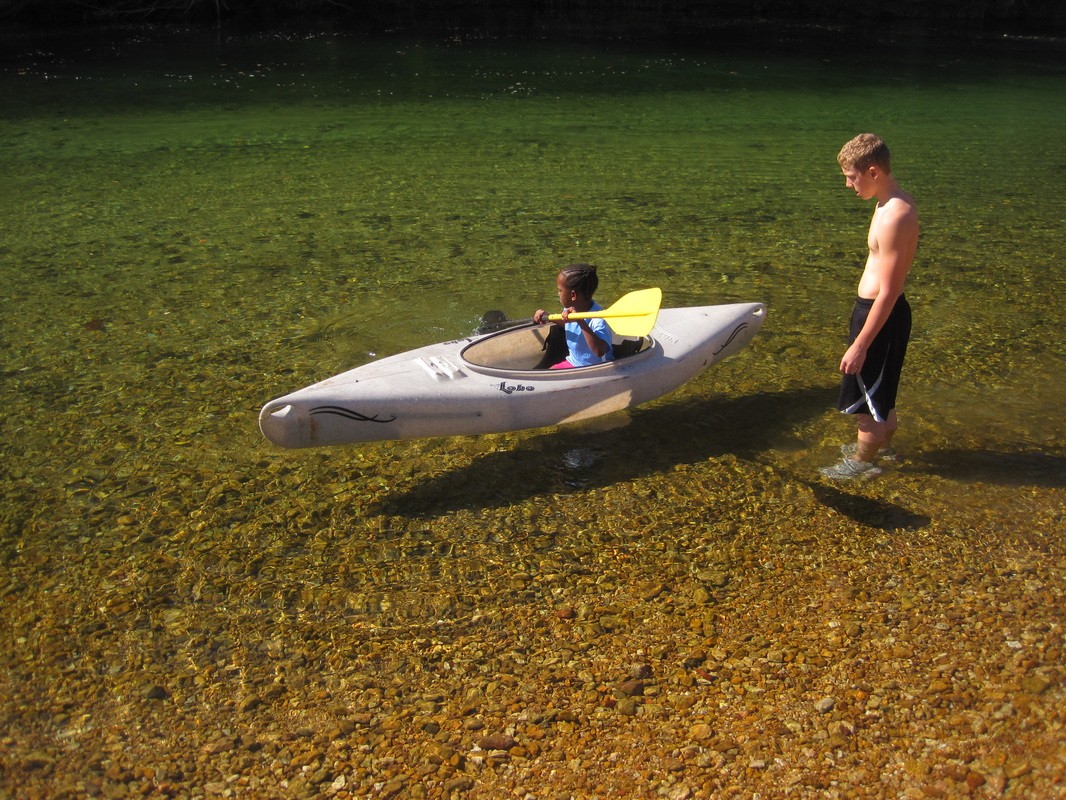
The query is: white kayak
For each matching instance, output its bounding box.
[259,302,766,449]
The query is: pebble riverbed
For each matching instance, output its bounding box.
[1,405,1063,799]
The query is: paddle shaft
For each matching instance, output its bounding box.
[547,309,648,322]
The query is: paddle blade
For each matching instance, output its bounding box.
[547,287,662,337]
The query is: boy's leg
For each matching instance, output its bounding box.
[880,409,898,449]
[854,410,898,461]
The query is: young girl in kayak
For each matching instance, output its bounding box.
[533,264,614,369]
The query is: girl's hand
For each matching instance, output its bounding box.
[534,309,548,324]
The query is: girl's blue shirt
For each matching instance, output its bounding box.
[563,301,614,366]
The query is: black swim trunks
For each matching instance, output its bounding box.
[836,295,911,422]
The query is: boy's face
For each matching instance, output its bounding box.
[842,165,876,200]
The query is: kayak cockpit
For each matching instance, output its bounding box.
[460,323,651,374]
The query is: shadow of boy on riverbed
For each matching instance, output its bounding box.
[806,482,930,531]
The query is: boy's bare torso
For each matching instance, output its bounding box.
[857,191,919,300]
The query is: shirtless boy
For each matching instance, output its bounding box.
[821,133,919,480]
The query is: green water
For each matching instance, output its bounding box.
[1,25,1063,520]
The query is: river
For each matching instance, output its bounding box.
[1,22,1063,798]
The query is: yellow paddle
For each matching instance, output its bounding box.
[546,287,662,337]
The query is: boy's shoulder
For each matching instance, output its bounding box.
[878,190,918,224]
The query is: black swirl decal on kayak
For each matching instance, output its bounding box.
[712,322,749,356]
[309,406,397,424]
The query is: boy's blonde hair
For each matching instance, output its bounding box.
[838,133,892,174]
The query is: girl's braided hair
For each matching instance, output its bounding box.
[560,264,599,298]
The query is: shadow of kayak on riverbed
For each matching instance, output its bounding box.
[378,384,836,515]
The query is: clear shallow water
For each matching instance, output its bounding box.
[1,25,1063,508]
[3,27,1065,797]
